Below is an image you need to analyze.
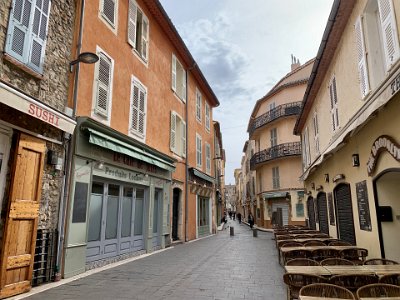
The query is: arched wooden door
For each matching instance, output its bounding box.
[334,183,356,245]
[307,196,316,229]
[317,192,329,234]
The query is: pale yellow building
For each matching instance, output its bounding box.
[294,0,400,261]
[247,59,313,228]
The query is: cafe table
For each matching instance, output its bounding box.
[299,297,353,300]
[284,265,332,276]
[363,264,400,276]
[322,265,374,275]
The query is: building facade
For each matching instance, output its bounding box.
[214,121,225,226]
[0,0,77,297]
[241,141,257,224]
[247,59,311,229]
[294,0,400,261]
[63,0,219,278]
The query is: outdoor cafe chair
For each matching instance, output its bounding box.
[283,249,312,265]
[304,240,326,247]
[379,273,400,285]
[356,283,400,298]
[283,273,327,300]
[294,234,316,239]
[312,248,341,262]
[329,274,378,294]
[339,248,368,265]
[276,235,293,240]
[364,258,399,265]
[286,258,320,266]
[328,241,353,246]
[320,258,355,266]
[299,283,355,299]
[278,240,302,248]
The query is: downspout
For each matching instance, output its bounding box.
[56,0,85,276]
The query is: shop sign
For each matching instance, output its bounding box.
[113,153,157,174]
[367,135,400,176]
[94,165,150,184]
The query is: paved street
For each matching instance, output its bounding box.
[21,220,286,300]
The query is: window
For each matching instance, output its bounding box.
[205,102,211,132]
[128,0,149,61]
[270,128,277,147]
[172,54,186,101]
[5,0,51,74]
[196,89,202,122]
[313,112,320,154]
[129,77,147,139]
[303,126,311,167]
[205,143,211,174]
[196,133,202,168]
[170,111,186,157]
[329,77,339,132]
[272,167,280,189]
[100,0,117,30]
[93,50,114,121]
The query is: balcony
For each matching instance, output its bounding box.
[250,142,301,170]
[249,101,302,137]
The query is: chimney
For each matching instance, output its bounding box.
[291,54,301,71]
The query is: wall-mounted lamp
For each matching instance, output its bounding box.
[316,185,323,191]
[352,153,360,167]
[213,156,223,160]
[95,161,104,170]
[311,182,315,190]
[70,52,99,72]
[324,173,329,183]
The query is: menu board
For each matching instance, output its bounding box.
[328,192,335,225]
[356,180,372,231]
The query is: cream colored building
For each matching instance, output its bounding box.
[247,59,312,228]
[241,141,257,223]
[234,168,244,216]
[294,0,400,261]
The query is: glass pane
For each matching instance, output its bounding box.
[134,190,144,236]
[88,194,103,242]
[153,191,159,233]
[108,184,119,196]
[122,187,133,237]
[105,195,119,239]
[136,188,144,199]
[92,182,104,194]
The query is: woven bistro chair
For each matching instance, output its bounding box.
[283,273,328,300]
[379,273,400,285]
[364,258,399,265]
[299,283,355,299]
[356,283,400,298]
[328,241,353,246]
[312,248,341,262]
[277,241,302,248]
[283,249,312,265]
[294,234,315,239]
[286,258,320,266]
[312,234,331,238]
[320,258,355,266]
[329,274,378,295]
[276,235,293,241]
[304,240,326,247]
[339,248,368,265]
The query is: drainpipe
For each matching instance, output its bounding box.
[56,0,85,276]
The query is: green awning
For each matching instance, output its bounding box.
[263,192,287,199]
[87,128,175,172]
[193,168,215,184]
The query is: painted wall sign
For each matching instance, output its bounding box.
[113,152,157,174]
[367,135,400,176]
[356,180,372,231]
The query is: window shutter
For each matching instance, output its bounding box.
[138,87,146,135]
[378,0,400,70]
[102,0,116,27]
[141,15,149,60]
[205,103,210,131]
[96,53,112,117]
[170,112,176,152]
[28,0,50,73]
[131,84,139,131]
[172,55,177,92]
[127,0,137,48]
[6,0,33,64]
[182,70,187,102]
[206,143,211,173]
[181,120,186,158]
[355,17,370,98]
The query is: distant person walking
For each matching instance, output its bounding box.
[237,212,242,224]
[248,212,254,229]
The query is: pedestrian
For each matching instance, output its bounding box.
[248,212,254,229]
[237,212,242,224]
[220,214,228,230]
[233,211,236,220]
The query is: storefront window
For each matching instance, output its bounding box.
[88,182,104,242]
[122,187,133,238]
[153,190,160,233]
[106,184,119,239]
[134,189,144,236]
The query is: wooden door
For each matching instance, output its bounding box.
[317,192,329,234]
[0,134,46,298]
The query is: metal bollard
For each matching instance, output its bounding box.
[253,228,258,237]
[230,226,234,236]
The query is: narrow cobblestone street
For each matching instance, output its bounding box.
[19,220,285,300]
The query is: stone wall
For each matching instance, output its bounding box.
[0,0,75,111]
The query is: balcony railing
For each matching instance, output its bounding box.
[249,101,302,137]
[250,142,301,170]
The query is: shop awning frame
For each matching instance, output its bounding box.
[191,168,215,184]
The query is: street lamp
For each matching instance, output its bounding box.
[70,52,99,72]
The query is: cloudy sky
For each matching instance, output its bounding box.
[159,0,334,184]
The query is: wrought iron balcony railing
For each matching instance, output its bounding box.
[250,142,301,170]
[249,101,302,137]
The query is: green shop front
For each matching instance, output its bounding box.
[63,118,175,277]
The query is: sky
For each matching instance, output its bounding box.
[159,0,334,184]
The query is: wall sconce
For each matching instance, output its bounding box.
[316,185,323,191]
[70,52,99,72]
[311,182,315,190]
[352,153,360,167]
[95,161,104,170]
[324,173,329,183]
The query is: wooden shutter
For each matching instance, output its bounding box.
[181,120,186,157]
[171,55,177,92]
[0,134,46,298]
[317,193,329,234]
[335,184,356,245]
[355,17,370,98]
[138,87,146,135]
[127,0,137,48]
[329,77,339,131]
[95,53,112,117]
[6,0,33,64]
[307,197,316,230]
[102,0,116,27]
[131,84,139,132]
[141,15,149,60]
[170,112,176,152]
[378,0,400,70]
[205,103,210,131]
[182,70,187,102]
[206,143,211,174]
